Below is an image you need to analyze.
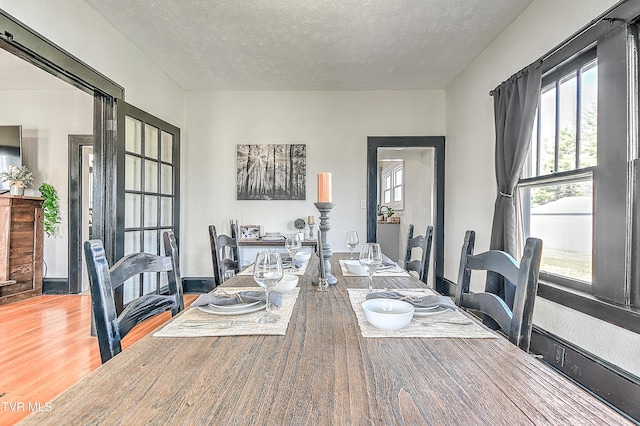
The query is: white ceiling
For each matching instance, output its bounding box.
[79,0,533,91]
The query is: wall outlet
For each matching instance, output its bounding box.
[360,199,366,209]
[553,344,566,367]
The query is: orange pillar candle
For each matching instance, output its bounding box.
[307,215,315,224]
[317,172,332,203]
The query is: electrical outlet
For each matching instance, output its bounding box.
[553,344,565,367]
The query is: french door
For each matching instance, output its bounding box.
[116,102,180,308]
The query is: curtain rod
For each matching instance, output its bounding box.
[490,0,631,96]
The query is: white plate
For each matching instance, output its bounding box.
[413,305,452,316]
[198,302,266,316]
[261,237,284,241]
[209,300,260,311]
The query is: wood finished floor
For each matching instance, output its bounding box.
[0,294,197,425]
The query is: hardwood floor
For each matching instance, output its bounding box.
[0,294,197,425]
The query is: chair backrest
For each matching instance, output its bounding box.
[84,234,184,363]
[454,230,542,352]
[209,224,240,286]
[163,230,185,313]
[403,224,434,284]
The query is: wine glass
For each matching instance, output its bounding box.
[345,231,359,260]
[253,250,284,324]
[284,233,302,271]
[359,243,382,293]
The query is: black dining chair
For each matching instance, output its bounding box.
[403,224,434,284]
[209,224,240,286]
[84,231,184,364]
[454,230,542,352]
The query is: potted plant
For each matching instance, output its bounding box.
[294,218,306,240]
[386,208,395,222]
[0,165,33,196]
[39,183,61,237]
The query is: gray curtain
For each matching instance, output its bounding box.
[487,61,542,308]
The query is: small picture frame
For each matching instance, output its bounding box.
[240,225,260,240]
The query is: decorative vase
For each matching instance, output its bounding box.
[10,184,24,196]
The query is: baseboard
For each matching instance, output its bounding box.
[442,277,639,422]
[530,327,640,423]
[42,278,70,294]
[183,277,215,293]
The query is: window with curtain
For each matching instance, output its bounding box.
[519,49,597,292]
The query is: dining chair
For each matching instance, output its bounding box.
[209,224,240,286]
[84,231,184,364]
[403,224,434,284]
[454,230,542,352]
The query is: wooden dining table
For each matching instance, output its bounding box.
[21,254,630,425]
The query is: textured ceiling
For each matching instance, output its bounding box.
[82,0,533,91]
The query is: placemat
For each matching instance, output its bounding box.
[339,260,410,277]
[348,289,498,339]
[153,287,299,337]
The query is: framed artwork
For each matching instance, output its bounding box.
[236,144,306,200]
[240,225,260,240]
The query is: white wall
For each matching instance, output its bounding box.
[400,149,434,284]
[0,0,185,274]
[0,0,185,128]
[182,90,445,277]
[445,0,640,376]
[0,89,93,277]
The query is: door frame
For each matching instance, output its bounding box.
[367,136,446,293]
[68,135,93,294]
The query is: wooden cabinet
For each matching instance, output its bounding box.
[0,195,44,305]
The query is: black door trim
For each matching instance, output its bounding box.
[367,136,445,293]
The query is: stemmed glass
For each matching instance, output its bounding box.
[359,243,382,293]
[284,233,302,271]
[345,231,359,260]
[253,251,284,324]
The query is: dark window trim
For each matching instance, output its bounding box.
[538,280,640,334]
[443,275,640,339]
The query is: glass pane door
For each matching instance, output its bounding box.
[118,102,180,306]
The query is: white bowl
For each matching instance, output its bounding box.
[272,274,298,294]
[344,260,366,275]
[361,299,414,331]
[295,251,312,263]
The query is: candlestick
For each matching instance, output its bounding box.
[317,172,332,203]
[313,202,337,285]
[317,230,328,291]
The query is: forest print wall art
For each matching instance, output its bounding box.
[236,144,306,200]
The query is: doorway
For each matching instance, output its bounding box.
[367,136,446,293]
[69,135,93,293]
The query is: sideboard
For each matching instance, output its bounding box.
[0,195,44,305]
[237,238,317,268]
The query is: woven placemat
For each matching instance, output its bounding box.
[153,287,299,337]
[348,288,498,339]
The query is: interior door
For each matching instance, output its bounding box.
[116,101,180,310]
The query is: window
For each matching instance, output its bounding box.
[380,161,404,210]
[520,50,597,292]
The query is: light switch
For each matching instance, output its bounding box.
[360,199,366,209]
